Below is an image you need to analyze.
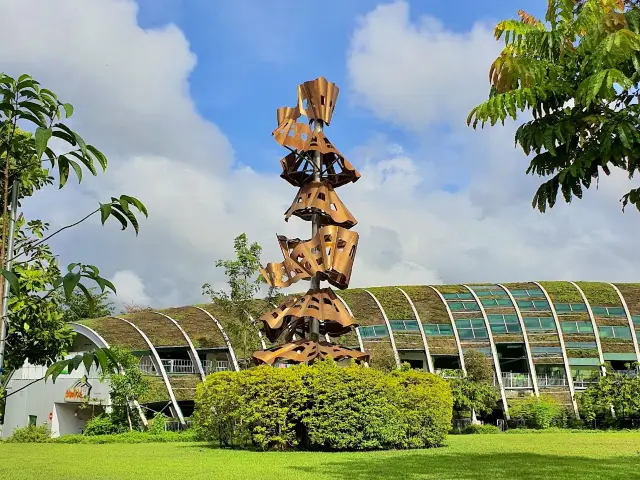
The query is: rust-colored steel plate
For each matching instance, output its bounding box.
[285,181,357,228]
[253,338,369,365]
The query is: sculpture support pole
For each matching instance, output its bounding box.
[308,119,323,343]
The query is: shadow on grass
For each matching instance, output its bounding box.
[290,452,640,480]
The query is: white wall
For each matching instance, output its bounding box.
[2,368,110,438]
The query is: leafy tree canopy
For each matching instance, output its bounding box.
[468,0,640,213]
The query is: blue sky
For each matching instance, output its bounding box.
[133,0,544,177]
[3,0,640,308]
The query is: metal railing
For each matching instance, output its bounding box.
[537,374,599,389]
[139,358,231,375]
[501,372,533,389]
[434,369,464,379]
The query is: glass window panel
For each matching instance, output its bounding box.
[555,304,571,313]
[474,328,489,339]
[490,290,506,296]
[448,302,463,311]
[481,299,497,307]
[517,300,534,309]
[633,316,640,326]
[405,320,419,331]
[571,304,587,312]
[496,299,511,306]
[456,319,471,329]
[360,326,374,338]
[463,302,479,311]
[540,318,556,330]
[373,325,388,337]
[439,324,453,335]
[508,323,522,333]
[470,319,485,328]
[389,320,404,330]
[510,290,527,296]
[423,325,438,335]
[524,318,541,329]
[459,293,473,300]
[613,326,632,339]
[561,322,579,333]
[475,291,491,297]
[533,301,549,309]
[608,307,625,317]
[591,307,607,316]
[487,315,503,324]
[577,322,594,333]
[458,329,474,339]
[491,325,507,334]
[504,315,518,322]
[599,326,614,338]
[565,342,597,349]
[529,290,544,296]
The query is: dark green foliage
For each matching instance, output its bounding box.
[57,286,114,323]
[509,395,567,429]
[465,349,495,383]
[194,360,453,450]
[83,414,125,436]
[449,349,500,418]
[469,1,640,213]
[462,424,502,434]
[5,424,51,442]
[579,364,640,420]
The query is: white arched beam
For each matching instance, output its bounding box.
[609,283,640,364]
[152,312,205,380]
[497,284,540,396]
[429,286,466,374]
[70,323,148,427]
[109,317,185,426]
[463,285,510,420]
[192,307,240,372]
[569,282,606,377]
[365,290,401,369]
[532,282,580,418]
[334,293,366,354]
[397,287,434,373]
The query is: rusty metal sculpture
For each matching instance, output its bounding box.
[253,77,369,366]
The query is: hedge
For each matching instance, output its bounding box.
[169,374,201,401]
[193,361,453,451]
[139,376,170,404]
[365,341,398,372]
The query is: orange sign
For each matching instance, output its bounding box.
[64,377,92,403]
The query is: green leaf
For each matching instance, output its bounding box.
[82,351,94,375]
[63,272,82,300]
[67,157,83,183]
[0,269,19,294]
[86,145,108,171]
[77,282,95,313]
[99,202,112,225]
[61,103,74,118]
[58,155,70,188]
[35,127,52,161]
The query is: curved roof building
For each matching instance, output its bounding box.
[6,281,640,436]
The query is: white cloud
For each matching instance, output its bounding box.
[110,270,151,307]
[347,1,499,130]
[1,0,638,316]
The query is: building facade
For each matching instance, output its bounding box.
[3,281,640,436]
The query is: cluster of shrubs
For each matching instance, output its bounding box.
[4,412,195,444]
[193,360,453,450]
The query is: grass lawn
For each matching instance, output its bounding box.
[1,432,640,480]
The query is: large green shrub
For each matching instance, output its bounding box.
[83,414,125,436]
[509,395,566,429]
[194,360,452,451]
[462,424,501,434]
[6,424,51,443]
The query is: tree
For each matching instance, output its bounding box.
[578,363,640,421]
[449,350,500,419]
[202,233,280,361]
[56,286,115,323]
[0,73,147,381]
[468,1,640,213]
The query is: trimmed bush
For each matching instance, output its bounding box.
[194,360,453,451]
[509,395,566,429]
